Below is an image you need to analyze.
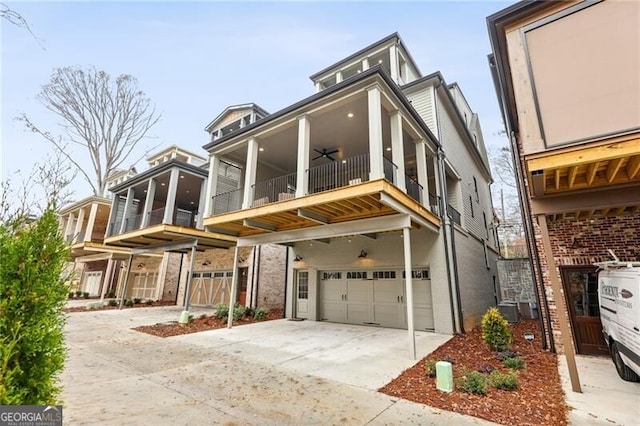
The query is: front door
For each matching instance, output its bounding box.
[296,270,309,319]
[560,266,609,356]
[237,267,248,306]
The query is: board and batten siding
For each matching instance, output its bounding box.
[405,86,437,136]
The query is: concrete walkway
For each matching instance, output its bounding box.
[61,306,495,425]
[558,355,640,425]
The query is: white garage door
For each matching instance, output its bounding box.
[189,271,233,307]
[83,271,102,296]
[319,269,433,330]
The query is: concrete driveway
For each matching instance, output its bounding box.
[61,305,495,425]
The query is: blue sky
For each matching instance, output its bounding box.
[2,1,512,200]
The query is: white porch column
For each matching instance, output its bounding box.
[368,86,384,180]
[336,71,343,83]
[106,196,120,236]
[403,227,416,359]
[227,246,241,329]
[64,212,75,239]
[296,115,310,197]
[119,254,134,309]
[183,245,197,312]
[389,44,399,83]
[84,202,99,242]
[242,138,259,209]
[101,258,115,301]
[362,57,370,71]
[197,178,207,229]
[141,178,156,228]
[163,168,180,224]
[390,110,406,191]
[203,154,220,216]
[74,208,86,241]
[416,140,430,206]
[433,155,442,213]
[119,187,135,234]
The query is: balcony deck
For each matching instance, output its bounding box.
[103,223,237,251]
[204,179,440,238]
[69,241,132,259]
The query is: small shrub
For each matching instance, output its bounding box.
[476,364,495,374]
[107,291,116,298]
[215,303,229,320]
[253,307,268,321]
[424,359,437,378]
[232,304,246,321]
[68,292,75,299]
[75,290,82,297]
[133,298,142,305]
[457,371,488,395]
[82,292,89,299]
[244,306,255,318]
[490,370,519,390]
[107,299,118,307]
[125,299,134,307]
[496,350,519,361]
[503,356,525,370]
[145,299,154,306]
[481,307,513,351]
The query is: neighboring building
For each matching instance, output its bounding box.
[202,33,499,353]
[488,0,640,358]
[104,137,285,309]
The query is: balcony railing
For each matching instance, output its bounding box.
[148,207,165,226]
[65,230,85,244]
[307,153,371,195]
[124,213,143,232]
[447,204,462,226]
[251,173,297,206]
[405,175,423,203]
[383,156,398,184]
[175,209,195,228]
[211,188,243,215]
[429,194,440,217]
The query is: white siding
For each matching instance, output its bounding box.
[405,86,437,135]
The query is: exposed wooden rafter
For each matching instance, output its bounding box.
[606,158,623,183]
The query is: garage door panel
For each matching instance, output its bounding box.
[373,281,402,303]
[320,302,346,322]
[346,303,370,324]
[346,281,369,303]
[374,304,405,328]
[321,280,345,302]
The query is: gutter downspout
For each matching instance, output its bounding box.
[254,245,261,308]
[249,245,257,308]
[283,246,289,319]
[448,219,465,334]
[509,131,551,351]
[175,253,185,304]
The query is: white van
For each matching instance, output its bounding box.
[597,255,640,382]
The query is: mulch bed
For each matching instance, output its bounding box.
[64,300,176,313]
[132,308,284,338]
[379,319,568,426]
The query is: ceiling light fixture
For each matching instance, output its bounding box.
[161,183,166,186]
[386,147,392,151]
[358,250,368,258]
[180,175,184,179]
[341,160,347,164]
[347,112,354,118]
[259,147,264,152]
[378,59,383,64]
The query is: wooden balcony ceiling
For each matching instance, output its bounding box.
[527,137,640,196]
[204,180,440,238]
[548,204,640,223]
[69,242,131,259]
[103,224,236,251]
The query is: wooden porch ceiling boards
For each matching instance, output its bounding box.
[69,242,131,260]
[203,179,440,238]
[547,204,640,223]
[103,224,236,252]
[526,137,640,196]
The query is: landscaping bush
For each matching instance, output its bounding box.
[145,299,154,306]
[490,370,519,390]
[503,356,525,370]
[125,299,134,307]
[68,292,75,299]
[214,303,229,320]
[107,299,118,307]
[253,307,268,321]
[232,304,246,321]
[244,306,255,318]
[457,371,488,396]
[481,307,513,351]
[0,208,69,404]
[82,292,89,299]
[424,359,437,378]
[75,290,82,298]
[133,298,142,305]
[496,350,519,361]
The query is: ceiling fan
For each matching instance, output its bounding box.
[312,148,339,161]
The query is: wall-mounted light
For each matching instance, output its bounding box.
[358,250,367,258]
[137,263,145,269]
[294,254,303,262]
[202,260,211,266]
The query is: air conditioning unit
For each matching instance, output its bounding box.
[518,302,538,319]
[497,302,519,323]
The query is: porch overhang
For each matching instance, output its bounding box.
[69,241,132,259]
[103,224,236,251]
[203,179,441,240]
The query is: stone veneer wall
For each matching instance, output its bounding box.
[254,244,287,310]
[496,258,535,303]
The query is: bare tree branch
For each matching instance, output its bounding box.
[1,2,45,49]
[20,66,161,196]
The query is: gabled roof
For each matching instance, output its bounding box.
[146,144,207,163]
[308,32,422,82]
[108,159,208,193]
[59,195,111,215]
[204,103,270,133]
[202,65,440,152]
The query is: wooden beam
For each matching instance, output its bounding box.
[606,158,623,183]
[527,138,640,170]
[362,233,377,240]
[554,169,561,190]
[298,208,329,224]
[530,186,640,215]
[586,162,599,186]
[243,219,276,232]
[568,165,579,188]
[626,155,640,180]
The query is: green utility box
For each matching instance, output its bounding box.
[436,361,453,393]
